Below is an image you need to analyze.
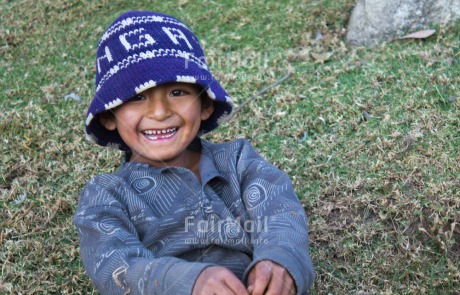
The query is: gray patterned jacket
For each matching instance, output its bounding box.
[74,138,314,294]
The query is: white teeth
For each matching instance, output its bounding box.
[144,127,176,135]
[143,128,177,140]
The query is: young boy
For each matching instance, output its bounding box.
[74,10,314,295]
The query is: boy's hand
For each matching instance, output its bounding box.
[247,260,296,295]
[192,266,249,295]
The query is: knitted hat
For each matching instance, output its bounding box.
[85,11,233,151]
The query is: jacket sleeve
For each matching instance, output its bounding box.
[237,139,315,294]
[74,176,213,295]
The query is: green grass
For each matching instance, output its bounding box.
[1,0,459,293]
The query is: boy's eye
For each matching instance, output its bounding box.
[170,89,189,96]
[131,94,146,101]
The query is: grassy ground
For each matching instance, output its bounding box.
[1,0,459,293]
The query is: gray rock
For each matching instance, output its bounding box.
[347,0,460,46]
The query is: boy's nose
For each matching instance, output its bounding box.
[145,96,172,121]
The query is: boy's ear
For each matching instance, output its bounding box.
[200,99,215,121]
[98,111,117,131]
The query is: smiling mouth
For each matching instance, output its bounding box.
[143,127,178,140]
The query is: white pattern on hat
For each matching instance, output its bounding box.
[97,46,113,74]
[162,27,193,50]
[176,75,196,83]
[225,96,233,103]
[109,65,120,75]
[119,28,156,51]
[100,15,192,45]
[86,113,94,126]
[104,98,123,110]
[207,88,216,99]
[122,17,134,27]
[135,80,157,94]
[96,49,207,92]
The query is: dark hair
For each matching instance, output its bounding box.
[195,84,212,108]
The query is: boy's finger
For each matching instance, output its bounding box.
[251,262,272,295]
[224,274,249,295]
[265,274,284,295]
[267,267,295,295]
[246,267,257,293]
[212,283,242,295]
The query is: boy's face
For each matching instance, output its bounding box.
[100,82,214,168]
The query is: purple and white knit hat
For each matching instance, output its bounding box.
[85,11,233,151]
